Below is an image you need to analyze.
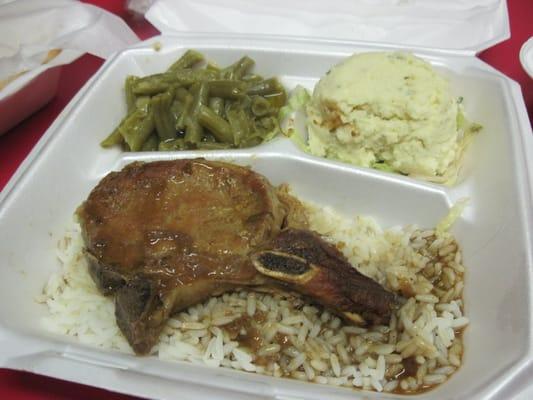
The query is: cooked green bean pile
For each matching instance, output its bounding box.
[101,50,287,151]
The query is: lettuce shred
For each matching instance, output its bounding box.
[279,85,311,150]
[436,198,469,236]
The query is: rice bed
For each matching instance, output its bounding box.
[41,202,467,394]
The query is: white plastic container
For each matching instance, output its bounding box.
[0,66,64,135]
[0,0,139,135]
[0,33,532,400]
[520,37,533,79]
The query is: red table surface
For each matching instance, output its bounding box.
[0,0,532,399]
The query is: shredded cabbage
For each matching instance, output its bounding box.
[436,198,469,235]
[279,85,311,150]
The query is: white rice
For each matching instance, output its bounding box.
[41,202,468,394]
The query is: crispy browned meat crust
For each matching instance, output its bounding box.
[251,229,397,326]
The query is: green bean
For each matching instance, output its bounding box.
[167,50,204,71]
[228,95,251,114]
[235,56,255,78]
[173,69,219,85]
[257,116,276,132]
[175,90,193,131]
[194,83,210,114]
[239,135,263,148]
[125,76,140,112]
[208,80,246,99]
[251,96,271,117]
[241,74,263,84]
[175,87,191,101]
[196,142,232,150]
[184,117,203,145]
[141,134,159,151]
[170,99,183,121]
[100,127,123,148]
[264,91,287,109]
[198,105,234,144]
[209,97,225,116]
[184,83,208,144]
[159,138,186,151]
[247,78,285,96]
[152,91,176,141]
[223,56,255,80]
[206,62,221,73]
[133,74,174,95]
[102,50,289,152]
[202,133,217,143]
[118,108,155,151]
[226,106,250,146]
[248,77,288,108]
[135,96,151,111]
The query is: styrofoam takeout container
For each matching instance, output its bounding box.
[0,33,532,400]
[520,37,533,79]
[0,65,64,135]
[0,0,139,135]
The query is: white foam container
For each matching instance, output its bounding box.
[0,0,139,135]
[1,33,533,399]
[520,37,533,79]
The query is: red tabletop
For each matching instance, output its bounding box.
[0,0,532,399]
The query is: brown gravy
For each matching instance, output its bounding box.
[391,328,464,394]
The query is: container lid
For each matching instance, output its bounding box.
[145,0,509,54]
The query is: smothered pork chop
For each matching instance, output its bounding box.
[77,159,397,354]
